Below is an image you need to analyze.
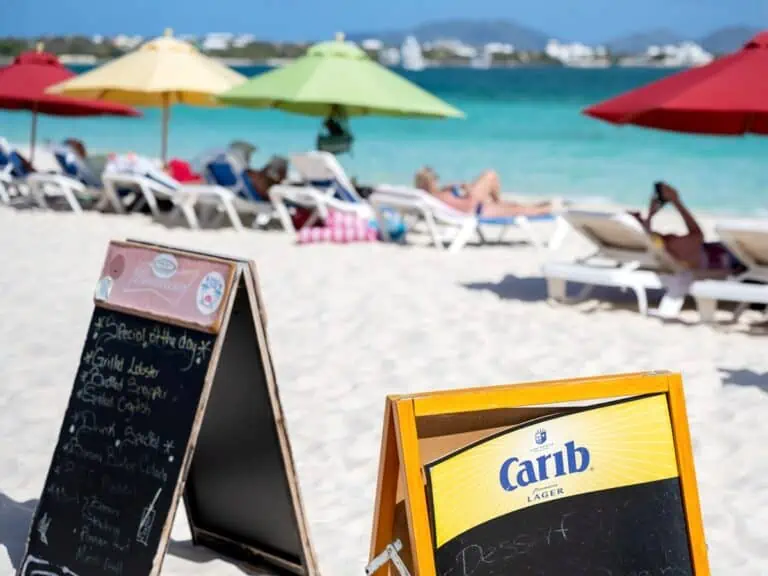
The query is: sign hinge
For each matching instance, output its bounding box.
[365,539,411,576]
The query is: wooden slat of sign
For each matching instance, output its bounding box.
[124,239,243,271]
[666,374,710,575]
[411,372,670,417]
[191,528,305,574]
[369,400,399,576]
[243,262,318,574]
[94,241,238,334]
[395,400,435,576]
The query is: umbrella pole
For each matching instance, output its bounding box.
[29,108,38,162]
[161,95,170,165]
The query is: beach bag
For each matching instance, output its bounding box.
[369,208,407,242]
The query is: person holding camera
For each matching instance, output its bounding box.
[629,182,743,274]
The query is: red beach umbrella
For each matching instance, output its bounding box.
[584,31,768,136]
[0,45,140,158]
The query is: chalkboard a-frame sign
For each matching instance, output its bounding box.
[17,239,318,576]
[368,372,711,576]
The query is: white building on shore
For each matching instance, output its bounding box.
[201,33,234,51]
[423,38,477,59]
[620,42,713,67]
[545,39,611,67]
[361,38,384,51]
[378,47,401,66]
[112,35,143,50]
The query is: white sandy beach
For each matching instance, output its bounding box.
[0,205,766,576]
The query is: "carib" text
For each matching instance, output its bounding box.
[499,441,590,491]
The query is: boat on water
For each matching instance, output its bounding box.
[470,47,492,69]
[401,36,425,71]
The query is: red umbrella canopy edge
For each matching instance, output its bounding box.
[0,50,140,117]
[583,32,768,136]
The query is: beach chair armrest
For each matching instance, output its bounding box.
[26,172,87,194]
[269,184,327,208]
[689,280,768,305]
[179,183,235,203]
[370,186,473,226]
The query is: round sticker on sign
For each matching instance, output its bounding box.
[151,253,178,278]
[94,276,114,301]
[196,272,225,316]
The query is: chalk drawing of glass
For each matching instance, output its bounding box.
[136,488,162,545]
[20,554,76,576]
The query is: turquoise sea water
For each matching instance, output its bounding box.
[2,66,766,212]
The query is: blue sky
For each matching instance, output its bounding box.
[2,0,765,43]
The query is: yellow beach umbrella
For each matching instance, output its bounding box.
[46,29,246,161]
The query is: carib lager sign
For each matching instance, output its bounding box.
[424,394,694,576]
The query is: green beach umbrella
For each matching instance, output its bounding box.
[217,33,464,119]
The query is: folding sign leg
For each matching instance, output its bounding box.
[666,374,710,574]
[370,400,400,575]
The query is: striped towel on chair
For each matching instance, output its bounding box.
[297,209,378,244]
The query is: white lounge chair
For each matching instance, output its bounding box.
[0,163,16,204]
[369,184,567,252]
[23,144,121,213]
[0,139,93,211]
[688,220,768,323]
[25,172,89,213]
[542,210,697,317]
[101,168,250,231]
[0,138,31,204]
[268,151,372,232]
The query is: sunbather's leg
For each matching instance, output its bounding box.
[466,170,555,214]
[466,170,501,203]
[479,201,553,217]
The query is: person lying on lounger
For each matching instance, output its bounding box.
[245,155,289,202]
[224,141,288,201]
[414,166,556,217]
[8,148,35,175]
[629,181,745,274]
[61,138,104,186]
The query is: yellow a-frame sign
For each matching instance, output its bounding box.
[367,372,710,576]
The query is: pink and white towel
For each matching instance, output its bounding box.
[297,209,378,244]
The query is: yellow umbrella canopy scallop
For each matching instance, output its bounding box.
[46,29,247,160]
[218,34,464,119]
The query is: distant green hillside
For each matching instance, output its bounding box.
[699,26,760,53]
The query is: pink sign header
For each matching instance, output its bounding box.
[94,241,237,332]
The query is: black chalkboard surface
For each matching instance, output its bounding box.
[425,396,695,576]
[20,306,215,576]
[430,479,693,576]
[184,275,311,575]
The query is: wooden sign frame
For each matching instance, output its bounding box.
[18,238,317,576]
[368,372,709,576]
